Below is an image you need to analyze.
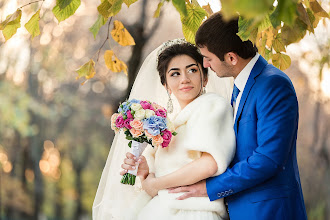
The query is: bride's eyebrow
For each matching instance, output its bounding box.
[186,63,198,68]
[167,63,197,73]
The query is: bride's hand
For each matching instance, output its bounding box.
[137,156,149,180]
[120,153,149,180]
[142,173,159,197]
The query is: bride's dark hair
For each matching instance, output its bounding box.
[157,43,208,86]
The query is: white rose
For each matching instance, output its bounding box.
[134,109,146,120]
[145,109,155,118]
[131,103,142,111]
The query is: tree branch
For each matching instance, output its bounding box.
[96,17,113,62]
[19,0,45,9]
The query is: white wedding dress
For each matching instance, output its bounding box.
[126,93,236,220]
[92,40,235,220]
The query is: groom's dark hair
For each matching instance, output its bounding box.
[195,13,257,61]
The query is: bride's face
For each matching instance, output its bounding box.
[165,55,206,109]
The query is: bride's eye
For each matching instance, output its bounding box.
[188,68,198,74]
[170,72,180,77]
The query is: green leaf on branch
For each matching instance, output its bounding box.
[89,15,106,39]
[273,33,286,53]
[297,3,314,32]
[58,0,73,9]
[273,0,298,26]
[52,0,81,23]
[220,0,274,19]
[0,9,22,41]
[237,17,255,41]
[24,10,41,39]
[75,59,96,85]
[172,0,187,16]
[272,52,291,70]
[281,19,307,45]
[154,1,164,18]
[108,0,123,17]
[123,0,138,7]
[181,3,207,44]
[309,0,330,18]
[98,0,112,19]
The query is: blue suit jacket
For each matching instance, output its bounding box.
[206,56,307,220]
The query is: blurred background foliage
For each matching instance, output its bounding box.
[0,0,329,220]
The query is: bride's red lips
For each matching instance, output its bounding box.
[180,87,193,91]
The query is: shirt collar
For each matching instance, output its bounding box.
[234,53,260,92]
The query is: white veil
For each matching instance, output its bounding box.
[92,41,233,220]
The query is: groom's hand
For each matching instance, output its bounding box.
[168,180,208,200]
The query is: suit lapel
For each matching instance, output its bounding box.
[234,56,268,133]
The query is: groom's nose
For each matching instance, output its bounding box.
[203,58,210,68]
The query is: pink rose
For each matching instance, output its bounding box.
[111,113,120,130]
[115,115,125,128]
[152,134,163,147]
[126,110,133,119]
[130,119,143,131]
[140,101,154,110]
[155,109,167,118]
[161,130,172,148]
[124,118,133,129]
[161,140,170,148]
[130,128,143,137]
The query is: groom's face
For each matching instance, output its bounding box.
[200,47,234,78]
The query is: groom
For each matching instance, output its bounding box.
[167,13,308,219]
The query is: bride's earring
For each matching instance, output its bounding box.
[167,91,173,113]
[202,87,206,95]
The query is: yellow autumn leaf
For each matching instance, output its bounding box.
[75,59,96,85]
[104,50,128,75]
[111,20,135,46]
[202,4,213,16]
[272,52,291,70]
[24,10,41,39]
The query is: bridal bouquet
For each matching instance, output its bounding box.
[111,99,177,185]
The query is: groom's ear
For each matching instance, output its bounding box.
[225,52,239,66]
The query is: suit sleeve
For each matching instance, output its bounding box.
[206,74,299,201]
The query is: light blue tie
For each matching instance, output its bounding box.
[231,84,240,107]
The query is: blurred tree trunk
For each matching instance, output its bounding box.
[27,60,45,220]
[74,167,83,220]
[123,0,162,101]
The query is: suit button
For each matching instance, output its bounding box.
[225,190,229,195]
[229,189,233,193]
[217,193,221,197]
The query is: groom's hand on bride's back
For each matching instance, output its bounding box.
[168,180,208,200]
[120,152,149,180]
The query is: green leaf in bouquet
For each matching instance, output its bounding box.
[126,136,133,141]
[128,141,132,148]
[172,131,178,136]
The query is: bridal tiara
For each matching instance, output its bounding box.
[156,38,199,64]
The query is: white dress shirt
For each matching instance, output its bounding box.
[233,53,260,120]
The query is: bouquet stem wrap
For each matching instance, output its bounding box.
[121,140,148,185]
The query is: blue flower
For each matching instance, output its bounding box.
[143,117,160,136]
[130,99,140,104]
[153,116,167,131]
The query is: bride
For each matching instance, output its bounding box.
[93,39,235,220]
